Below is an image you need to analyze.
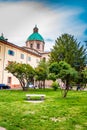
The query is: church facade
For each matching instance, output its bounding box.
[0,26,49,88]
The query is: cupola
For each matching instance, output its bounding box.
[26,25,45,53]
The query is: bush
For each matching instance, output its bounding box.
[51,81,59,91]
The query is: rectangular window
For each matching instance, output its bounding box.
[20,54,24,59]
[30,44,33,49]
[37,43,40,49]
[8,50,14,56]
[28,56,31,61]
[7,77,12,84]
[0,46,1,52]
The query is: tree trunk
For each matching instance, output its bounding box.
[63,89,68,98]
[63,80,69,98]
[19,80,28,91]
[22,86,28,91]
[38,81,41,89]
[43,80,45,89]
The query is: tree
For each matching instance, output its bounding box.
[49,34,86,71]
[49,62,59,75]
[58,61,78,97]
[48,73,57,82]
[5,62,35,90]
[48,62,58,81]
[80,67,87,89]
[35,60,48,89]
[49,61,78,97]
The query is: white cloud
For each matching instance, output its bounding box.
[0,1,86,51]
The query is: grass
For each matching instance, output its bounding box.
[0,88,87,130]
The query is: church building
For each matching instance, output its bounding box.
[0,26,49,88]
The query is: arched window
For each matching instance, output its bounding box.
[37,43,40,49]
[7,77,12,84]
[30,43,33,49]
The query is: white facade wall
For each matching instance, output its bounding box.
[0,43,5,83]
[42,53,50,62]
[0,41,41,88]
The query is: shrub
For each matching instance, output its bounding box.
[51,81,59,91]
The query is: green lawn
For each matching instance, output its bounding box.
[0,89,87,130]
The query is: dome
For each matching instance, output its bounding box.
[27,25,44,42]
[27,32,44,42]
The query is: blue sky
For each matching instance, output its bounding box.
[0,0,87,51]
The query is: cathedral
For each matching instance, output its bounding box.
[0,26,49,88]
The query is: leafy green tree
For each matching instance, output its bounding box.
[48,62,58,81]
[35,60,48,88]
[49,34,86,71]
[35,67,47,88]
[58,61,78,97]
[80,67,87,89]
[49,61,78,97]
[49,62,59,75]
[5,62,35,90]
[48,73,57,82]
[37,59,48,70]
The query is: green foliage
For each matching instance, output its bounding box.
[49,33,86,71]
[80,67,87,87]
[49,61,78,97]
[49,61,78,83]
[49,33,87,96]
[57,61,78,82]
[35,60,48,81]
[35,60,48,88]
[81,67,87,81]
[48,73,57,81]
[5,62,35,90]
[35,66,47,81]
[51,81,59,91]
[37,59,48,70]
[48,62,59,82]
[49,62,59,75]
